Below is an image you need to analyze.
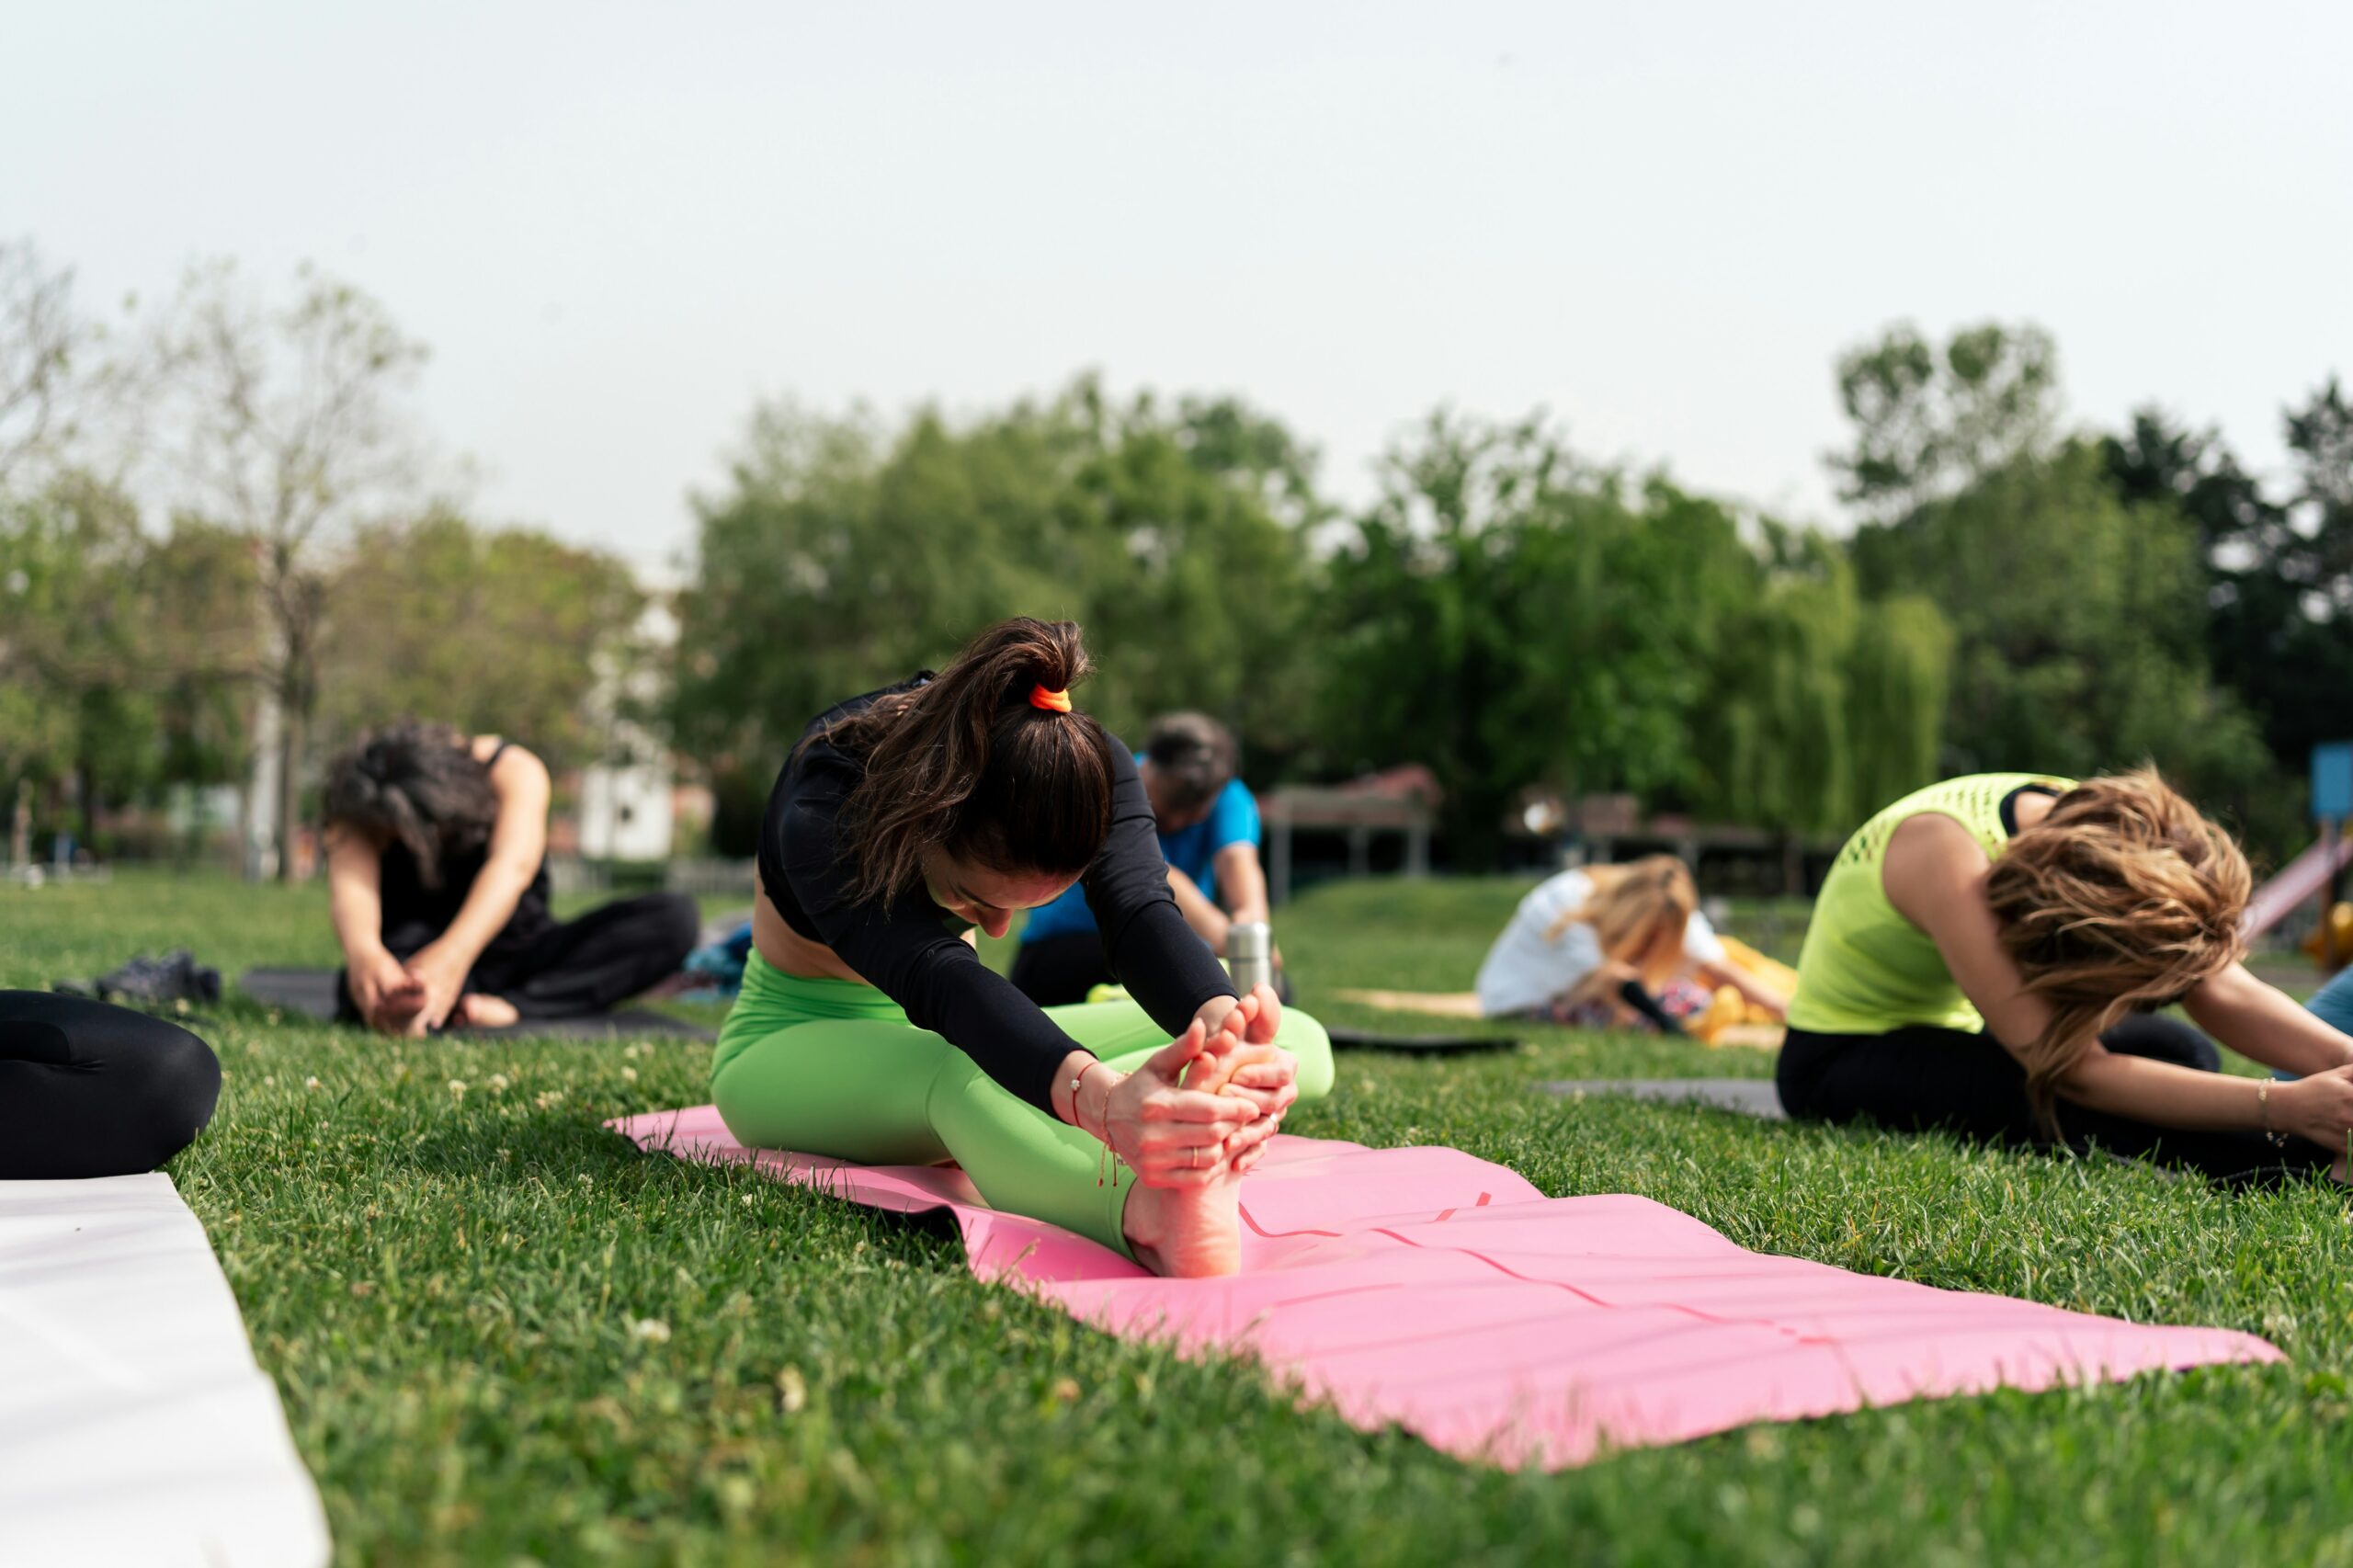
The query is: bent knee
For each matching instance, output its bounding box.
[650,892,702,965]
[124,1024,222,1172]
[710,1056,804,1153]
[1277,1008,1335,1102]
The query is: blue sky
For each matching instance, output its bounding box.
[12,1,2349,573]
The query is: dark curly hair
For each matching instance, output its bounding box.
[322,722,498,890]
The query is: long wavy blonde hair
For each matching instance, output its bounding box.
[1544,855,1699,1004]
[1985,769,2250,1126]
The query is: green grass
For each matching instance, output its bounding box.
[6,870,2353,1565]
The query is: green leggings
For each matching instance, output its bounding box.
[711,952,1335,1257]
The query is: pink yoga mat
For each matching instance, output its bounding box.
[611,1107,2281,1469]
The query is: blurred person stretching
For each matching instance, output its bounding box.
[322,723,698,1032]
[1779,771,2353,1184]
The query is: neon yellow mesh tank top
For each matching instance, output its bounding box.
[1786,773,2075,1036]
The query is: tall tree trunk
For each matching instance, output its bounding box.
[9,778,30,869]
[274,701,301,881]
[273,568,324,882]
[245,679,283,882]
[274,649,309,883]
[74,755,97,858]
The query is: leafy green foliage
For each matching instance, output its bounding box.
[0,475,254,840]
[1315,414,1950,857]
[668,380,1313,850]
[1836,324,2279,846]
[319,509,645,772]
[1830,321,2059,521]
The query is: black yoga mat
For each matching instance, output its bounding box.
[1540,1078,1788,1119]
[238,969,715,1041]
[1326,1026,1521,1054]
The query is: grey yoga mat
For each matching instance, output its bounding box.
[238,968,714,1041]
[1541,1077,1788,1120]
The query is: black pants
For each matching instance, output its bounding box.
[0,992,222,1179]
[1777,1014,2336,1186]
[339,891,701,1023]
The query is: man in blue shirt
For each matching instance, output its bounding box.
[1009,712,1279,1006]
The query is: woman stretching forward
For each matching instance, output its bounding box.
[324,724,699,1032]
[1779,771,2353,1182]
[714,619,1333,1277]
[1475,855,1787,1030]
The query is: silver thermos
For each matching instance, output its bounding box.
[1226,921,1274,995]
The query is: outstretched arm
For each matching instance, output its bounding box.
[1164,866,1230,949]
[325,825,386,966]
[1699,959,1787,1018]
[403,743,551,1030]
[2184,962,2353,1077]
[326,825,418,1028]
[1209,842,1271,927]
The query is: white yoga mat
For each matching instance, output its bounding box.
[0,1174,330,1567]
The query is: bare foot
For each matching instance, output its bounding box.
[367,994,428,1034]
[1120,1167,1245,1278]
[455,994,520,1028]
[1182,1040,1287,1096]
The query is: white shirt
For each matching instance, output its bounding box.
[1473,869,1725,1017]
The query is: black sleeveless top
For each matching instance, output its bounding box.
[376,740,555,961]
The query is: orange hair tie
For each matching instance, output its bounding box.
[1029,685,1073,713]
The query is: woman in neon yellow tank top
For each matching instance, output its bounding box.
[1779,771,2353,1184]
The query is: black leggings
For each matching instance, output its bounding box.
[339,891,701,1023]
[0,992,222,1178]
[1008,931,1117,1008]
[1777,1014,2337,1186]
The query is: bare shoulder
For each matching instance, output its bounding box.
[479,738,551,794]
[1881,811,1990,929]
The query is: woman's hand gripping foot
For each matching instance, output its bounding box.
[1113,1020,1289,1278]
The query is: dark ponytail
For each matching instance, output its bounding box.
[322,722,499,890]
[821,618,1117,904]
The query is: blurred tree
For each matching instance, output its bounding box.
[1313,412,1569,866]
[320,509,643,773]
[144,258,430,880]
[668,380,1312,851]
[1318,413,1949,865]
[1831,322,2283,843]
[0,477,158,845]
[0,478,254,852]
[1850,440,2273,830]
[1829,322,2059,523]
[2277,380,2353,767]
[0,241,87,490]
[1699,534,1949,840]
[139,516,262,797]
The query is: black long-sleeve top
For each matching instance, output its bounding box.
[756,676,1236,1112]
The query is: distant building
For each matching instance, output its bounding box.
[574,602,678,863]
[578,756,674,861]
